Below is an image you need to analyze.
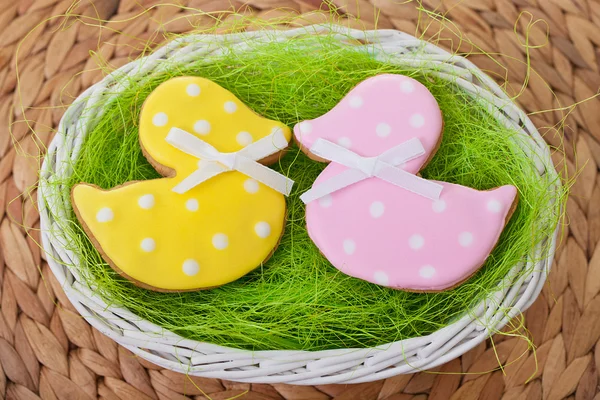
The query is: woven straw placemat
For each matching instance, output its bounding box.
[1,0,599,399]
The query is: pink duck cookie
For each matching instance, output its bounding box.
[294,74,518,292]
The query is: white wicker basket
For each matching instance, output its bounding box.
[38,24,560,385]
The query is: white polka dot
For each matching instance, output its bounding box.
[138,194,155,209]
[419,265,436,278]
[298,121,312,135]
[400,80,415,93]
[409,234,424,250]
[212,233,229,250]
[152,112,168,127]
[337,137,352,149]
[244,179,259,194]
[236,131,253,146]
[369,201,385,218]
[409,114,425,128]
[376,123,391,138]
[343,239,356,255]
[349,96,363,108]
[318,194,333,208]
[182,259,200,276]
[193,120,211,135]
[140,238,155,252]
[224,101,237,113]
[432,199,446,213]
[186,83,201,96]
[487,199,502,213]
[459,232,474,247]
[373,271,389,285]
[96,207,113,223]
[254,222,271,238]
[186,199,199,212]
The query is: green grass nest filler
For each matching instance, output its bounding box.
[38,25,563,384]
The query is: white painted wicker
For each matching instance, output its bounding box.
[38,24,560,385]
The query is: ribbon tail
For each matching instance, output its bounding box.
[240,128,290,160]
[236,156,294,196]
[166,127,220,159]
[379,137,426,166]
[375,163,443,201]
[300,169,368,204]
[172,162,226,194]
[310,139,367,170]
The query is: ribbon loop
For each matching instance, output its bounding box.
[300,138,443,204]
[166,127,294,196]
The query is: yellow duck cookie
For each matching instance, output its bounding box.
[72,77,293,291]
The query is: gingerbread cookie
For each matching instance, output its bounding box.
[72,77,294,291]
[294,74,518,292]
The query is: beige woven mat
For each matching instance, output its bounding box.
[1,0,599,399]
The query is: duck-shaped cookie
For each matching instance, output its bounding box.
[295,74,518,292]
[72,77,293,291]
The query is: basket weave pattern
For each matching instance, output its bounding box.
[1,0,599,398]
[38,24,558,385]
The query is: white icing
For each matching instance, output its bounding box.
[409,114,425,128]
[224,101,237,113]
[369,201,385,218]
[193,120,211,135]
[254,222,271,238]
[140,238,156,252]
[348,96,363,108]
[376,123,391,138]
[419,265,436,278]
[182,259,200,276]
[337,137,352,149]
[373,271,389,285]
[400,80,415,93]
[432,199,446,213]
[186,199,199,212]
[244,179,259,194]
[487,199,502,213]
[236,131,253,146]
[459,232,474,247]
[138,194,155,209]
[186,83,201,96]
[152,112,168,127]
[96,207,114,223]
[212,233,229,250]
[409,234,425,250]
[343,239,356,255]
[318,194,333,208]
[298,121,312,135]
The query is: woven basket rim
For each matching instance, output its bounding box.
[38,24,560,385]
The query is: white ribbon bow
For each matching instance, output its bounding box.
[166,127,294,195]
[300,137,443,204]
